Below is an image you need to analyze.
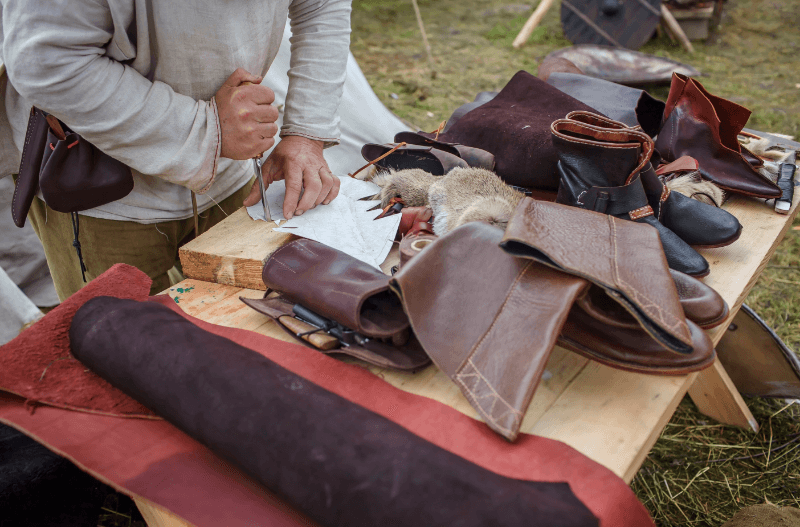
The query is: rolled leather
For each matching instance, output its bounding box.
[261,239,408,340]
[391,222,589,440]
[500,198,694,355]
[69,297,598,527]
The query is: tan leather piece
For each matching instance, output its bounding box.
[501,198,693,354]
[391,222,588,441]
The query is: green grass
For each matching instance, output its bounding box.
[351,0,800,525]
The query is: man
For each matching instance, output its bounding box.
[0,0,350,299]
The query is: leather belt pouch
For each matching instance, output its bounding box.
[391,222,589,441]
[240,295,430,372]
[69,297,599,527]
[12,107,133,226]
[261,239,409,340]
[500,198,694,355]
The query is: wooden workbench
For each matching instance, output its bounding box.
[136,191,799,526]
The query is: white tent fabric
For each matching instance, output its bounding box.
[0,265,43,345]
[263,23,410,176]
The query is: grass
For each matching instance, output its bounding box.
[350,0,800,525]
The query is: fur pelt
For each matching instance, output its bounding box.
[367,167,524,235]
[664,172,726,207]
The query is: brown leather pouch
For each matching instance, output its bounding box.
[391,222,589,441]
[500,198,694,355]
[12,107,133,226]
[261,239,409,340]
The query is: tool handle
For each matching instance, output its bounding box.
[292,304,336,331]
[279,316,340,351]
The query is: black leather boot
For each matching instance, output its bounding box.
[551,113,710,277]
[564,111,742,248]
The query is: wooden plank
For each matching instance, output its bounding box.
[178,208,294,290]
[135,498,194,527]
[687,192,800,430]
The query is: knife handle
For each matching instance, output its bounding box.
[278,315,340,351]
[775,163,796,213]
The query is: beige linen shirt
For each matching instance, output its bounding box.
[0,0,350,222]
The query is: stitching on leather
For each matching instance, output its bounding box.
[455,360,520,436]
[610,215,687,335]
[13,109,38,225]
[628,205,653,220]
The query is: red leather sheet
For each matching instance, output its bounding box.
[0,265,654,527]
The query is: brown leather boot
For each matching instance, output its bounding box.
[655,73,780,198]
[551,114,710,277]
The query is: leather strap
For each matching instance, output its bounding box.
[577,178,653,219]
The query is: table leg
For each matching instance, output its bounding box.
[688,358,759,432]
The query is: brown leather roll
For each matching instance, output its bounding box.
[261,239,408,340]
[392,222,589,441]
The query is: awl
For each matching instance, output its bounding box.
[252,157,272,221]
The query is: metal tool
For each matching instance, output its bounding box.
[252,157,272,221]
[775,150,796,214]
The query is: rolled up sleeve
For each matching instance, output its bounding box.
[283,0,351,147]
[2,0,221,193]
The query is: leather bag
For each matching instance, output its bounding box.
[12,107,133,227]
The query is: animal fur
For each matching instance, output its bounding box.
[664,172,726,207]
[367,167,525,235]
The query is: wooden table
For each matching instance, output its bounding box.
[136,192,799,526]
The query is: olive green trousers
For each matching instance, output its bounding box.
[27,184,251,301]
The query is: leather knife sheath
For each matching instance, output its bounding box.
[241,296,430,372]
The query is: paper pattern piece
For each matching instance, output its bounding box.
[247,176,400,269]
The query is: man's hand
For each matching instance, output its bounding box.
[215,68,279,160]
[243,136,340,219]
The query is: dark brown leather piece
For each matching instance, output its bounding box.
[11,107,49,228]
[240,296,430,372]
[717,304,800,398]
[391,222,588,440]
[261,239,409,340]
[69,297,599,527]
[501,198,693,354]
[656,74,780,198]
[421,71,597,191]
[393,131,496,170]
[360,143,468,175]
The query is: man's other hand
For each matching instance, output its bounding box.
[216,68,279,160]
[243,136,340,219]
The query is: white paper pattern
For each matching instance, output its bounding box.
[246,176,399,269]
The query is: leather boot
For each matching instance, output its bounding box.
[551,115,710,277]
[655,73,780,198]
[566,111,743,248]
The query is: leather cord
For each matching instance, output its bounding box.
[70,212,88,282]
